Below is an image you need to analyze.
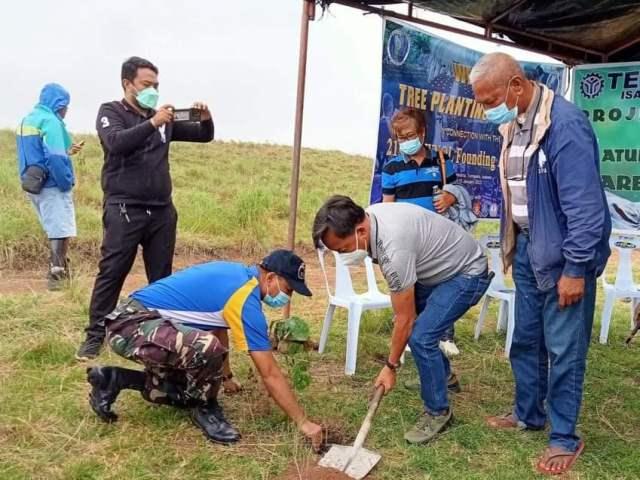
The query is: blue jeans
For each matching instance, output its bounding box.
[442,324,455,342]
[511,234,597,452]
[409,271,491,414]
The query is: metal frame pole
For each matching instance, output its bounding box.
[284,0,315,319]
[287,0,316,251]
[333,0,604,64]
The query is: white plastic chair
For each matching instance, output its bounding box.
[317,249,392,375]
[474,234,516,357]
[599,233,640,344]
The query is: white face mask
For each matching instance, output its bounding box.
[339,231,368,266]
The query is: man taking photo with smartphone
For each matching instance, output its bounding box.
[76,56,215,360]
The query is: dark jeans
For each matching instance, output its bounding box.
[85,203,177,340]
[408,271,491,414]
[442,324,455,342]
[511,233,597,452]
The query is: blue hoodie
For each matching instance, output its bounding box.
[16,83,74,191]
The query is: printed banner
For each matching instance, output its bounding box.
[371,19,567,219]
[572,63,640,216]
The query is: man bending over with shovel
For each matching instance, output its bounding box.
[86,249,324,449]
[313,196,491,444]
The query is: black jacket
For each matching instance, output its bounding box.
[96,100,214,205]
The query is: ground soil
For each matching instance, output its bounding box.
[274,419,357,479]
[0,250,335,297]
[278,465,353,480]
[321,421,352,446]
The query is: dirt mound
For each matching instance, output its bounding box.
[322,421,352,446]
[277,421,356,480]
[278,465,352,480]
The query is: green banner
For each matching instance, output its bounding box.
[572,63,640,202]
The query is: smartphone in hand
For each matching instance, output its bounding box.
[173,108,202,122]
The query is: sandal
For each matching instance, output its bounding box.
[486,412,524,430]
[486,412,544,431]
[535,441,585,476]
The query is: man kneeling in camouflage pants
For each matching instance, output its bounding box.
[86,250,324,447]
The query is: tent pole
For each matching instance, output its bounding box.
[606,34,640,60]
[287,0,315,252]
[285,0,315,319]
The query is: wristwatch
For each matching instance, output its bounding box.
[385,359,401,371]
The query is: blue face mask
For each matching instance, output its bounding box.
[399,137,422,155]
[485,102,518,125]
[263,277,291,309]
[484,77,520,125]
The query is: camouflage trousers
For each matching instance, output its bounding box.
[106,299,227,407]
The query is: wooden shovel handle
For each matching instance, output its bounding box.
[351,385,385,453]
[438,148,448,186]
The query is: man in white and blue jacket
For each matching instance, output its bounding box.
[471,53,611,476]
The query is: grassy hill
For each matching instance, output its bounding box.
[0,129,639,480]
[0,129,371,267]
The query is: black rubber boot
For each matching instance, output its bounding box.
[190,401,241,444]
[140,378,200,409]
[48,238,70,291]
[87,366,145,423]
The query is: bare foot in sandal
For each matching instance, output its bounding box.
[536,441,585,475]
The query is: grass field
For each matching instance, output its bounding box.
[0,129,370,267]
[1,128,639,480]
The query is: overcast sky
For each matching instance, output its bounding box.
[0,1,559,156]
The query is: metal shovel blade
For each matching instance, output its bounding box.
[318,444,381,480]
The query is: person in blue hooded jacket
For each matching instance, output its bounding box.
[16,83,84,290]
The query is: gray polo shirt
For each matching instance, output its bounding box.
[366,202,487,292]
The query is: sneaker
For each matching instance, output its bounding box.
[404,373,461,394]
[87,366,120,423]
[190,403,241,444]
[404,409,453,444]
[439,339,460,357]
[76,336,104,361]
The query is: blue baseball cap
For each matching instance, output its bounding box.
[261,249,312,297]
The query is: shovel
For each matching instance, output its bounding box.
[318,385,384,479]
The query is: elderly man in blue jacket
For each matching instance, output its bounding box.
[16,83,84,290]
[471,53,611,476]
